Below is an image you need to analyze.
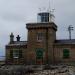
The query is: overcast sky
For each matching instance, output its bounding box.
[0,0,75,56]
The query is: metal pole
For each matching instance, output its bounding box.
[69,28,71,40]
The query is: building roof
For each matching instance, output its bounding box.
[7,39,75,46]
[55,39,75,44]
[8,41,27,46]
[26,22,57,31]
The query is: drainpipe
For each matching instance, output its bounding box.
[46,28,49,64]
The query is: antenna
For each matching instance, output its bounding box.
[39,8,42,12]
[39,7,46,12]
[49,0,51,12]
[48,0,55,22]
[68,25,74,40]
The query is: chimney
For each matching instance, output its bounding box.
[10,32,14,43]
[16,35,20,41]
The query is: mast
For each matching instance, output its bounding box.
[48,0,55,22]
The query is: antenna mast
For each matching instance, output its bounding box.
[49,0,51,22]
[49,0,51,12]
[49,0,55,22]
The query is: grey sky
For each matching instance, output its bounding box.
[0,0,75,56]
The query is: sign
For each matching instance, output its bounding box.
[63,49,69,58]
[36,49,43,59]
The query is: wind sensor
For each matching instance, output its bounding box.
[68,25,74,40]
[37,0,55,23]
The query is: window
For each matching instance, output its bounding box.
[10,50,13,58]
[37,33,44,42]
[38,13,49,22]
[41,13,49,22]
[13,50,22,59]
[63,49,70,59]
[13,50,19,58]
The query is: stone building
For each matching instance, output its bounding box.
[6,12,75,64]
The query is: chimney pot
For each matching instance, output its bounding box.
[16,35,20,41]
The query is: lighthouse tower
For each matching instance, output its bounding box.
[26,11,57,64]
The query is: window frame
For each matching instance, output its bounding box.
[37,32,44,42]
[12,49,22,59]
[13,50,19,59]
[41,13,49,22]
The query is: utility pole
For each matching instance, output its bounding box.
[68,25,74,40]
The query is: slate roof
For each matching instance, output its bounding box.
[7,39,75,46]
[55,39,75,44]
[8,41,27,46]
